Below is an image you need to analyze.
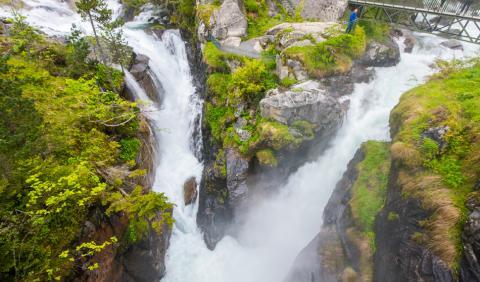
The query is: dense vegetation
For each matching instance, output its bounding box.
[351,141,391,248]
[203,42,313,167]
[0,13,172,281]
[389,59,480,270]
[284,26,367,77]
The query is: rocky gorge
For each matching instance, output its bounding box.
[0,0,479,281]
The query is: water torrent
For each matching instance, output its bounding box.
[157,35,475,282]
[1,1,479,281]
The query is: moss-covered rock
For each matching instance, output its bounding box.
[286,141,390,282]
[375,59,480,281]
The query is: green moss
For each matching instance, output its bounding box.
[213,149,227,177]
[284,27,366,78]
[205,103,235,142]
[244,0,301,39]
[207,73,232,103]
[350,141,391,249]
[258,120,301,150]
[119,138,141,161]
[197,3,220,27]
[390,59,480,269]
[256,148,278,167]
[203,42,229,71]
[291,120,315,139]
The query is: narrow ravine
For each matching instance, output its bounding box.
[158,35,476,282]
[2,1,478,281]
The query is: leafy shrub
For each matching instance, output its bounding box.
[284,26,366,77]
[229,59,276,105]
[119,138,141,161]
[107,186,174,242]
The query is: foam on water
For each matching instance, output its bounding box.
[1,1,478,281]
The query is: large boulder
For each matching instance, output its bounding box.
[212,0,247,40]
[359,37,401,67]
[129,54,164,105]
[392,28,417,53]
[281,0,347,21]
[183,176,198,206]
[441,39,463,50]
[259,81,344,132]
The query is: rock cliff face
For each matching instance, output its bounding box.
[373,161,454,282]
[281,0,348,21]
[460,195,480,281]
[285,147,366,282]
[288,61,480,282]
[260,82,344,132]
[73,208,172,282]
[286,141,390,282]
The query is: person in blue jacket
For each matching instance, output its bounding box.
[346,8,358,33]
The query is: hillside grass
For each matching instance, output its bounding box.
[389,59,480,271]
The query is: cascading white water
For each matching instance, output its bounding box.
[158,35,478,282]
[1,1,479,281]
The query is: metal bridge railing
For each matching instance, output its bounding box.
[349,0,480,19]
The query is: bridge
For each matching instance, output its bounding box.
[348,0,480,44]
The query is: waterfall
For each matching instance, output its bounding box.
[158,35,478,282]
[1,1,479,282]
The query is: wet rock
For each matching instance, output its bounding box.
[225,148,249,211]
[212,0,247,40]
[280,0,347,21]
[285,147,366,282]
[183,176,198,205]
[120,211,172,282]
[319,63,375,98]
[459,194,480,280]
[259,82,344,132]
[129,53,164,105]
[74,208,171,282]
[197,160,231,250]
[392,28,417,53]
[359,37,400,67]
[374,161,454,282]
[441,39,463,50]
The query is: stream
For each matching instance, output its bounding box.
[1,1,478,281]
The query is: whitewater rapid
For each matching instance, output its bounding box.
[158,35,476,282]
[1,1,479,282]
